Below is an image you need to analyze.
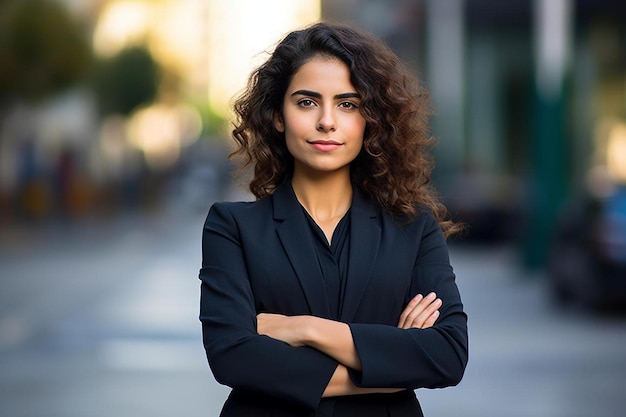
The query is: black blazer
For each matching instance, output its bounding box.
[199,182,468,416]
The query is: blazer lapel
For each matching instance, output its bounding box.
[340,188,381,322]
[273,183,332,318]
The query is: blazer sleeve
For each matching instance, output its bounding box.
[348,214,468,389]
[199,202,338,410]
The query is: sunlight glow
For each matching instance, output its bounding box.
[606,122,626,183]
[93,1,153,57]
[207,0,321,117]
[126,103,202,170]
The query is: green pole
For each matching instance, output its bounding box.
[523,91,569,268]
[522,0,572,269]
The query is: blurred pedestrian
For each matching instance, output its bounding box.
[199,21,468,417]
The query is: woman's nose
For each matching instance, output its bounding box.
[316,109,336,132]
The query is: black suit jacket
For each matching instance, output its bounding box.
[199,182,468,416]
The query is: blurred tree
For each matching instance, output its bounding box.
[91,47,160,116]
[0,0,91,104]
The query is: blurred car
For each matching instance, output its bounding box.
[548,187,626,310]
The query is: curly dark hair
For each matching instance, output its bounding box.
[231,21,460,237]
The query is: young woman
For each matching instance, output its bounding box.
[199,21,468,417]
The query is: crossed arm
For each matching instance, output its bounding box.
[257,292,442,397]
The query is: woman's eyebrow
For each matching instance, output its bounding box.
[335,92,361,100]
[291,89,321,98]
[291,89,361,100]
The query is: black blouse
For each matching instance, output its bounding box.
[301,206,351,320]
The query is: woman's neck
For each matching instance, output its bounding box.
[291,169,353,225]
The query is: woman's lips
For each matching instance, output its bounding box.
[308,140,342,152]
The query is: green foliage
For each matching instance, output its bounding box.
[192,100,229,137]
[91,46,160,116]
[0,0,91,103]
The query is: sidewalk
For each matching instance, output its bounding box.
[0,204,230,417]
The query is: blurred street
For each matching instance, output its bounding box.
[1,195,625,417]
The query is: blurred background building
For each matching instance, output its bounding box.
[0,0,625,301]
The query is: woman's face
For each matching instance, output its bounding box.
[274,56,366,177]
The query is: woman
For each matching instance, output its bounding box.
[199,21,468,416]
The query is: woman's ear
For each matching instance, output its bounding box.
[273,112,285,133]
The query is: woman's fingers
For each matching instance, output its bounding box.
[397,294,423,328]
[397,293,442,329]
[422,309,440,328]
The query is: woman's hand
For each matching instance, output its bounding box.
[397,292,442,329]
[257,313,308,347]
[257,313,362,370]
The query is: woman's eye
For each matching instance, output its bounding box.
[298,99,315,107]
[339,101,358,110]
